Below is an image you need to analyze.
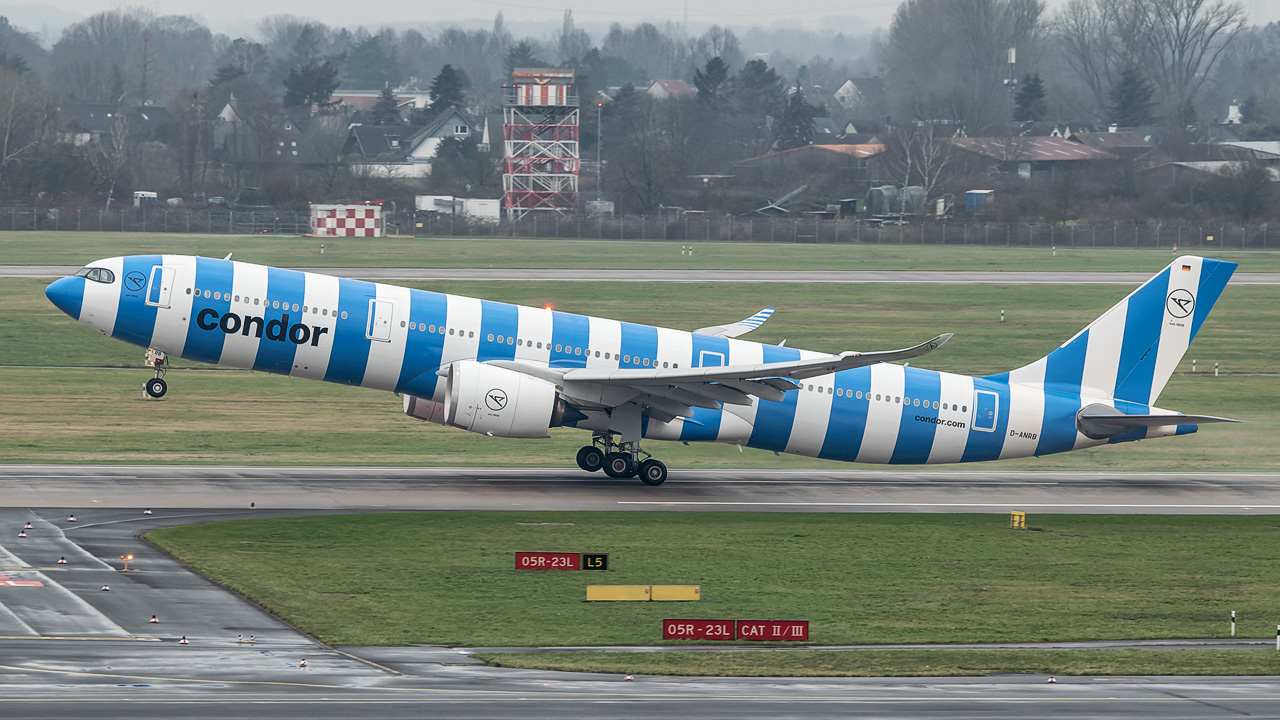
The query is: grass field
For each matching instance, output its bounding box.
[477,648,1280,677]
[146,512,1280,652]
[3,278,1273,469]
[4,231,1279,271]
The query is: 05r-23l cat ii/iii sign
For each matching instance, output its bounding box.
[45,255,1238,486]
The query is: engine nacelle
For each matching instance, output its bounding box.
[441,361,582,438]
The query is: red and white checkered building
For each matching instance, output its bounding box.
[310,204,383,237]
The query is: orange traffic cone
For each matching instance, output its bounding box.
[149,615,158,623]
[57,557,67,564]
[624,674,634,681]
[67,514,76,522]
[179,636,189,645]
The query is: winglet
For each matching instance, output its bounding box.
[694,307,776,338]
[837,333,952,370]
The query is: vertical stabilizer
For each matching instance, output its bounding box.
[998,256,1236,404]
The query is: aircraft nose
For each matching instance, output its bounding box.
[45,276,85,320]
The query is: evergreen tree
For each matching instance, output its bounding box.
[773,82,817,151]
[694,57,728,108]
[1108,67,1155,128]
[1013,72,1047,122]
[283,60,339,111]
[429,64,468,111]
[370,85,401,125]
[504,40,545,77]
[209,64,247,88]
[730,59,785,120]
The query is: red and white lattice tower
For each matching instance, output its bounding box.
[309,203,383,237]
[503,68,579,220]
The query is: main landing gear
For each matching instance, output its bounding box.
[575,434,668,486]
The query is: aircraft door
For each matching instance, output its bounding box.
[698,350,725,367]
[146,266,177,308]
[972,389,998,432]
[367,299,394,342]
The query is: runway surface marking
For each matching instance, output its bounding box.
[0,635,160,641]
[0,529,130,637]
[0,574,43,587]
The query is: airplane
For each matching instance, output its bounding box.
[44,254,1238,486]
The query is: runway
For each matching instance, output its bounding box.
[5,265,1280,284]
[0,498,1278,718]
[3,464,1280,514]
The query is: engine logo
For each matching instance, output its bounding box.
[485,388,509,411]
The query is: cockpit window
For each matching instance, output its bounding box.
[74,267,115,284]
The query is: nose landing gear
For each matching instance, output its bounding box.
[575,434,668,486]
[145,377,167,398]
[144,348,168,398]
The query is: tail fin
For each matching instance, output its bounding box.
[1000,256,1236,405]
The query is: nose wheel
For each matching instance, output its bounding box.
[576,435,668,485]
[145,377,167,398]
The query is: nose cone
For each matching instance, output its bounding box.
[45,276,85,320]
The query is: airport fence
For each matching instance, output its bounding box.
[2,205,1276,249]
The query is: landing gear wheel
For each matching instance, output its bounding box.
[602,452,636,479]
[637,459,668,486]
[145,377,167,398]
[576,446,605,473]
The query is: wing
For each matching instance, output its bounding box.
[485,333,952,423]
[694,307,775,338]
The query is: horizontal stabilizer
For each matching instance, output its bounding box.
[1077,403,1240,439]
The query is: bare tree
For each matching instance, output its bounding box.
[0,68,48,193]
[1054,0,1245,118]
[882,0,1045,132]
[883,123,955,209]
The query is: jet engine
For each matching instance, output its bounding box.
[425,361,584,438]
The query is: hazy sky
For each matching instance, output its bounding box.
[1,0,1275,43]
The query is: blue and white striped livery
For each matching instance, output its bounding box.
[45,255,1239,485]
